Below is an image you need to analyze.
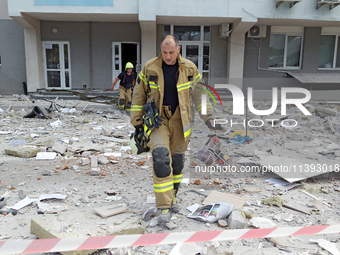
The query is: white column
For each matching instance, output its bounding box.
[227,19,257,90]
[140,21,157,67]
[13,15,44,93]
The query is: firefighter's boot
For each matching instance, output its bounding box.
[158,209,172,223]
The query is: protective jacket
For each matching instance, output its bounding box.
[131,54,214,143]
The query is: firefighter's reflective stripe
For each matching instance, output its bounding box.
[193,74,202,85]
[130,105,143,112]
[173,174,183,184]
[183,121,194,138]
[144,125,152,136]
[196,103,213,112]
[154,181,173,193]
[149,81,160,91]
[138,72,147,84]
[177,82,191,92]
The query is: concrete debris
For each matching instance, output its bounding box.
[90,167,100,176]
[4,146,41,158]
[165,221,178,230]
[201,245,219,255]
[1,97,340,254]
[97,155,108,165]
[315,106,337,116]
[90,156,98,168]
[42,170,52,176]
[169,243,202,255]
[310,239,340,255]
[227,210,247,229]
[101,126,112,135]
[249,217,277,228]
[81,158,90,166]
[51,142,66,155]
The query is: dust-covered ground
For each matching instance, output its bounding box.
[0,95,340,255]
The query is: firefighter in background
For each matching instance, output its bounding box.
[110,62,135,112]
[130,35,217,223]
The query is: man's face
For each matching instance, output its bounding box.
[126,68,132,74]
[161,41,180,65]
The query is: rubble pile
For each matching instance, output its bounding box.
[0,95,340,255]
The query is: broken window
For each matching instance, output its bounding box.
[268,33,303,69]
[318,35,340,69]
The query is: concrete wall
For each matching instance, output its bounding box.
[41,21,140,89]
[0,20,26,94]
[210,25,228,86]
[91,22,140,88]
[243,26,340,92]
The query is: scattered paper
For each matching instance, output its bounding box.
[36,152,57,160]
[186,203,200,213]
[93,126,103,130]
[310,239,340,255]
[30,134,39,138]
[61,108,69,113]
[50,120,63,128]
[116,125,125,129]
[104,152,122,157]
[266,178,301,190]
[9,196,38,210]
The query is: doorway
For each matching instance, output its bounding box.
[112,42,140,90]
[42,41,71,89]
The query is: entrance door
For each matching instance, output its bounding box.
[43,41,71,89]
[179,42,202,73]
[112,42,140,90]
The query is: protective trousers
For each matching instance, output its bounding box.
[118,86,132,111]
[148,106,187,209]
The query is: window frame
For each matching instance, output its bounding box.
[318,34,340,70]
[164,25,211,79]
[268,33,304,70]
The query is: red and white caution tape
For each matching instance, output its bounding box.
[0,225,339,254]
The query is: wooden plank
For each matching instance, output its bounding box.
[202,191,246,209]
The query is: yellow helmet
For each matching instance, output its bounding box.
[125,62,134,70]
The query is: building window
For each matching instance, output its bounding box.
[318,35,340,69]
[163,25,210,82]
[268,34,303,69]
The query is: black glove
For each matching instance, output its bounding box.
[142,102,162,129]
[142,102,155,129]
[205,119,222,130]
[134,124,148,149]
[151,101,162,129]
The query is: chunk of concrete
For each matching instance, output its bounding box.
[97,155,108,165]
[169,243,202,255]
[70,165,79,171]
[81,158,90,166]
[31,210,145,255]
[90,167,100,176]
[227,210,247,229]
[315,106,337,116]
[101,126,112,135]
[81,151,92,157]
[42,170,52,176]
[90,156,98,168]
[52,142,66,155]
[4,146,41,158]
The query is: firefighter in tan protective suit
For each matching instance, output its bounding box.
[130,35,217,223]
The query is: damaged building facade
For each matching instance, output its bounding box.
[1,0,340,99]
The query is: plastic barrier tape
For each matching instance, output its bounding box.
[0,225,339,254]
